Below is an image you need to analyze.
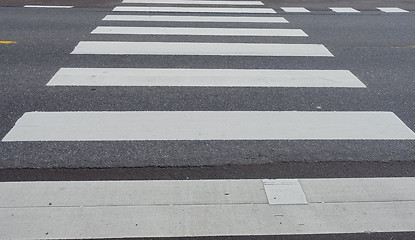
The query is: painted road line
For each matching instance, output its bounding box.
[3,111,415,141]
[1,178,414,239]
[91,26,308,37]
[47,69,365,88]
[122,0,264,5]
[2,202,414,238]
[395,45,415,48]
[263,179,308,204]
[24,5,74,8]
[281,7,310,13]
[0,41,17,44]
[70,42,334,57]
[377,7,409,13]
[0,180,267,207]
[299,178,415,203]
[329,7,360,13]
[112,6,276,13]
[102,15,288,23]
[2,178,414,207]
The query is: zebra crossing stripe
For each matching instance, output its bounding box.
[122,0,264,5]
[91,26,308,37]
[377,7,409,13]
[70,41,334,56]
[47,68,365,88]
[1,178,414,238]
[24,5,74,8]
[329,7,360,13]
[102,15,288,23]
[281,7,310,13]
[112,6,276,13]
[2,177,414,207]
[3,111,415,141]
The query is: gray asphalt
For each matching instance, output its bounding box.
[1,7,414,169]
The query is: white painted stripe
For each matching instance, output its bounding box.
[3,111,415,141]
[113,6,276,13]
[377,7,409,13]
[263,179,308,205]
[1,178,415,239]
[70,42,334,57]
[122,0,264,5]
[91,26,308,37]
[299,178,415,203]
[329,7,360,13]
[0,180,267,207]
[47,69,366,88]
[2,202,415,238]
[281,7,310,13]
[103,15,288,23]
[2,178,414,207]
[24,5,74,8]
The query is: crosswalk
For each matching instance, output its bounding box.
[2,0,415,238]
[113,6,276,13]
[281,7,310,13]
[5,0,414,142]
[329,7,360,13]
[71,42,333,56]
[91,26,308,36]
[1,178,415,238]
[4,111,415,141]
[46,68,365,87]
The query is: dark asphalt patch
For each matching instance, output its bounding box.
[1,161,415,181]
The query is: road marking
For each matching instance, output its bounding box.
[91,26,307,37]
[112,6,276,13]
[47,68,365,88]
[3,111,415,141]
[103,15,288,23]
[281,7,310,13]
[2,178,414,207]
[329,7,360,13]
[0,41,17,44]
[70,41,334,56]
[0,179,268,207]
[377,7,409,13]
[122,0,264,5]
[263,179,308,205]
[24,5,74,8]
[1,178,414,238]
[394,45,415,48]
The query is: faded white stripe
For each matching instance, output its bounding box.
[3,111,415,141]
[102,15,288,23]
[113,6,276,13]
[329,7,360,13]
[281,7,310,12]
[91,26,307,37]
[70,41,334,57]
[1,178,415,239]
[2,202,414,238]
[377,7,409,13]
[122,0,264,5]
[24,5,73,8]
[2,178,414,207]
[47,68,366,88]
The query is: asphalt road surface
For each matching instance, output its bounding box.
[0,0,415,239]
